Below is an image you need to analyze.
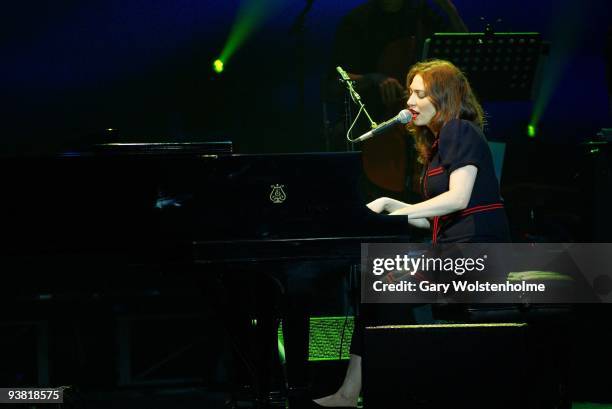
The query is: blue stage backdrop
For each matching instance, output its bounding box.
[1,0,610,154]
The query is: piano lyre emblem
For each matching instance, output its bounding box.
[270,184,287,204]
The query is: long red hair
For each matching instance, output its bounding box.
[406,60,484,164]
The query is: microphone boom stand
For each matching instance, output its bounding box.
[337,67,377,149]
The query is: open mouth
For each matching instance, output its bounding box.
[408,109,419,119]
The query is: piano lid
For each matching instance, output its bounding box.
[155,151,415,241]
[62,141,234,157]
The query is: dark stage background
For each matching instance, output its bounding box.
[1,1,612,408]
[1,0,611,154]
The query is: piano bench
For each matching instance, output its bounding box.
[438,271,574,409]
[431,270,575,324]
[363,272,576,409]
[363,319,572,409]
[363,322,531,409]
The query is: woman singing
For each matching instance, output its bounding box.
[313,59,510,408]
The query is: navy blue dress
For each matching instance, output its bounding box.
[350,120,512,357]
[422,119,511,243]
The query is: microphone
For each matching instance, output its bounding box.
[336,66,363,103]
[336,66,351,81]
[353,109,412,143]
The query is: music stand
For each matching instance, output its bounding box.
[422,32,544,101]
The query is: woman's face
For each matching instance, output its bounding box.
[407,74,437,129]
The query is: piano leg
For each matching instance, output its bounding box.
[215,260,352,407]
[281,261,354,407]
[214,270,284,408]
[282,287,311,403]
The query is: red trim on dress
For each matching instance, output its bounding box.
[432,216,440,244]
[423,169,429,198]
[423,166,444,198]
[426,166,444,176]
[432,202,504,244]
[458,203,504,217]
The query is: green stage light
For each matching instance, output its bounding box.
[277,337,286,364]
[529,1,585,138]
[527,124,536,138]
[217,0,282,69]
[213,59,224,73]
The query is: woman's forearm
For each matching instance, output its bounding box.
[383,198,410,213]
[367,198,431,229]
[405,216,431,229]
[388,190,465,219]
[389,165,477,219]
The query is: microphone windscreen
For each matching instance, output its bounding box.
[398,109,412,124]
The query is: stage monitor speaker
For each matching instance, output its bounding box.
[278,316,354,362]
[363,323,531,409]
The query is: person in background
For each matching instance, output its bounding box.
[325,0,468,203]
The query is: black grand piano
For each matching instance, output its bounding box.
[0,142,421,403]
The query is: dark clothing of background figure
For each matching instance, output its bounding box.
[349,118,511,356]
[324,0,458,202]
[328,0,449,120]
